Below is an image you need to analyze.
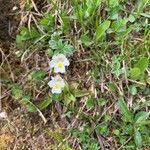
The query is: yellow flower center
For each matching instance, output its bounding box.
[54,82,61,89]
[57,62,63,69]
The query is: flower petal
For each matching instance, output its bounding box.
[52,88,62,94]
[63,58,70,66]
[54,65,66,73]
[48,80,55,88]
[49,60,55,68]
[60,80,65,88]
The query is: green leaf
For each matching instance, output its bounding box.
[49,39,63,50]
[21,95,30,105]
[134,129,142,148]
[26,104,37,113]
[73,90,89,98]
[129,86,137,95]
[29,27,40,39]
[135,57,149,73]
[46,48,54,57]
[86,0,102,16]
[16,35,23,44]
[137,0,150,13]
[129,67,141,80]
[49,32,74,56]
[39,98,52,110]
[95,123,109,136]
[80,35,93,46]
[96,20,110,41]
[40,14,54,26]
[61,15,70,33]
[39,14,54,31]
[22,96,37,113]
[11,85,23,99]
[113,129,120,136]
[111,55,123,77]
[109,0,119,8]
[98,98,107,106]
[111,19,127,32]
[64,94,76,105]
[27,70,45,83]
[117,98,133,122]
[128,14,136,23]
[86,98,94,109]
[134,111,149,124]
[109,82,118,93]
[62,43,74,56]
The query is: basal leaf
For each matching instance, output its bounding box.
[135,57,149,73]
[109,0,119,8]
[117,98,133,122]
[129,67,141,80]
[39,98,52,110]
[134,111,149,124]
[96,20,110,41]
[134,129,142,148]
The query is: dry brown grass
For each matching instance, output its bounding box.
[0,134,12,150]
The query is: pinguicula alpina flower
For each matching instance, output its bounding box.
[48,75,65,94]
[49,54,70,73]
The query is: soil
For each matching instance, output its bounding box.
[0,0,20,47]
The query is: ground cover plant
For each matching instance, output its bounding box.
[0,0,150,149]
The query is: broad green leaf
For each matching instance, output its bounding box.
[27,70,45,83]
[134,129,142,148]
[128,14,136,23]
[49,32,74,56]
[29,27,40,39]
[86,0,102,15]
[129,86,137,95]
[64,94,76,105]
[96,20,110,41]
[46,48,54,57]
[109,82,118,93]
[80,35,93,46]
[86,98,94,109]
[39,14,54,31]
[21,96,37,113]
[39,98,52,110]
[111,19,127,32]
[73,90,89,97]
[27,104,37,113]
[117,98,133,122]
[113,129,120,136]
[16,35,23,44]
[129,67,141,80]
[95,123,109,136]
[98,98,107,106]
[135,111,149,124]
[62,43,74,56]
[61,15,70,33]
[135,57,149,73]
[40,15,53,26]
[109,0,119,8]
[49,39,63,50]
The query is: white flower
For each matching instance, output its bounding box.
[49,54,70,73]
[48,75,65,94]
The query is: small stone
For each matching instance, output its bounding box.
[0,112,7,119]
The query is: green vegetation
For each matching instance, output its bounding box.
[1,0,150,149]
